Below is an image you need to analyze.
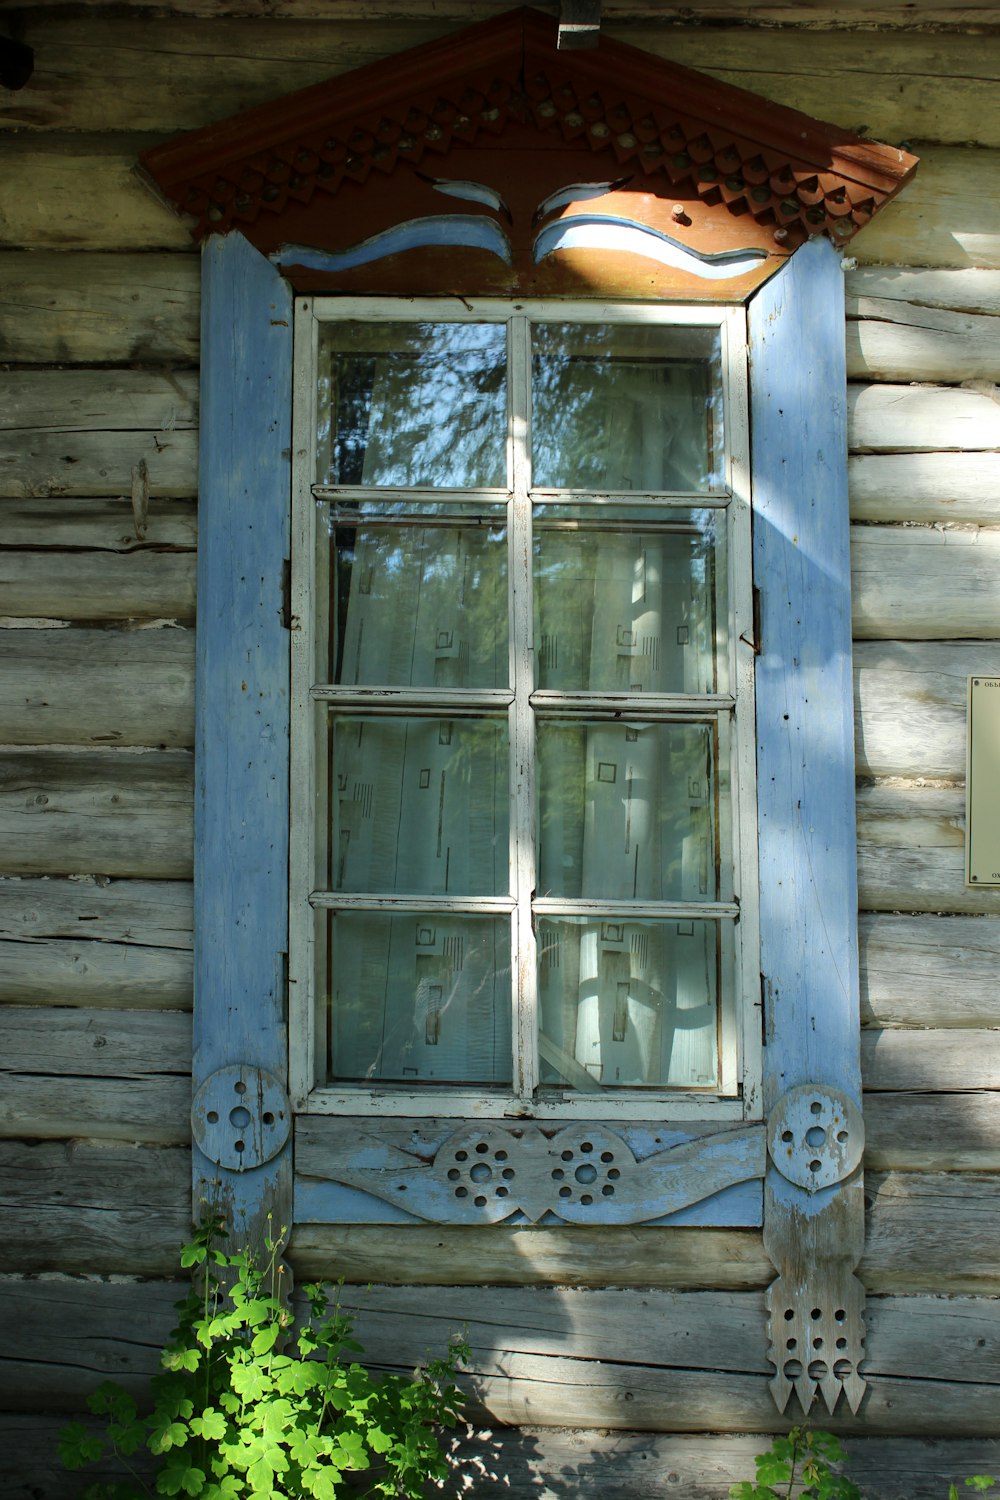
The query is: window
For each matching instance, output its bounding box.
[289,299,760,1119]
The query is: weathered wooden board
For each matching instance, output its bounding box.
[0,553,195,622]
[291,1224,773,1288]
[0,1074,191,1145]
[855,149,1000,271]
[6,1417,1000,1500]
[862,1027,1000,1091]
[0,497,196,550]
[0,251,200,366]
[0,938,191,1010]
[854,641,999,780]
[0,876,193,948]
[0,371,198,433]
[857,783,1000,916]
[847,266,1000,317]
[861,1171,1000,1293]
[860,913,1000,1026]
[0,136,192,253]
[0,1144,189,1275]
[7,18,999,148]
[847,301,1000,383]
[0,627,194,747]
[0,751,193,878]
[865,1091,1000,1171]
[851,526,1000,642]
[0,1004,190,1076]
[848,383,1000,453]
[850,453,1000,524]
[0,428,198,500]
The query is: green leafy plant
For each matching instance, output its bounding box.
[730,1428,861,1500]
[59,1218,469,1500]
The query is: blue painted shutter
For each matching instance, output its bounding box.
[192,231,293,1250]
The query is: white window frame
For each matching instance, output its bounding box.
[288,295,760,1122]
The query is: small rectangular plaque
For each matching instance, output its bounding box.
[966,676,1000,885]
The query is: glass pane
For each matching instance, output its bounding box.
[317,322,507,488]
[325,912,512,1085]
[531,323,723,492]
[536,719,726,901]
[316,513,509,687]
[534,513,726,694]
[537,917,726,1089]
[321,714,509,896]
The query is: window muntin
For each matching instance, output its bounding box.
[291,299,757,1118]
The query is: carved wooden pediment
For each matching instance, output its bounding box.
[139,6,917,300]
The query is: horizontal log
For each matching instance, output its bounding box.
[862,1027,1000,1091]
[0,370,197,433]
[6,1417,1000,1500]
[854,641,998,780]
[0,937,191,1009]
[848,383,1000,453]
[856,148,1000,272]
[0,626,194,747]
[0,1074,191,1145]
[0,251,200,366]
[12,0,996,17]
[847,266,1000,317]
[0,136,192,252]
[847,301,1000,384]
[0,496,196,549]
[0,1004,191,1077]
[850,452,1000,524]
[290,1224,773,1288]
[851,525,1000,641]
[0,426,198,499]
[860,913,1000,1027]
[0,1143,189,1276]
[7,19,999,149]
[865,1091,1000,1171]
[0,876,193,949]
[856,782,1000,915]
[861,1170,1000,1294]
[0,751,193,879]
[0,552,195,622]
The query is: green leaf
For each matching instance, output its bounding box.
[156,1461,207,1497]
[148,1419,190,1454]
[967,1480,998,1493]
[251,1322,280,1356]
[58,1421,105,1470]
[189,1409,229,1442]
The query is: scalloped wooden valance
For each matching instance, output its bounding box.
[139,6,917,300]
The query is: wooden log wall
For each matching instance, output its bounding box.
[3,5,1000,1497]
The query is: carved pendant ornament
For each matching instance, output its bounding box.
[764,1085,867,1416]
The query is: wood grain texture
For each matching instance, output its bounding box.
[860,913,1000,1026]
[193,232,292,1248]
[0,430,197,500]
[6,17,998,148]
[847,266,1000,317]
[862,1027,1000,1091]
[750,237,860,1107]
[854,641,1000,780]
[0,750,193,878]
[0,627,194,747]
[0,496,196,550]
[854,148,1000,271]
[847,301,1000,383]
[865,1091,1000,1171]
[850,453,1000,524]
[861,1171,1000,1293]
[0,876,193,949]
[0,553,196,622]
[0,1144,189,1274]
[0,1003,191,1075]
[0,371,197,433]
[0,251,200,366]
[857,782,1000,915]
[290,1223,773,1287]
[1,1074,190,1145]
[851,526,1000,641]
[0,136,192,252]
[0,937,191,1009]
[848,383,1000,453]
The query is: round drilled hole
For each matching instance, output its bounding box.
[808,1360,829,1380]
[447,1169,461,1181]
[207,1111,219,1124]
[810,1100,822,1115]
[805,1126,826,1148]
[234,1138,245,1152]
[455,1150,468,1162]
[470,1163,491,1183]
[474,1195,487,1207]
[234,1081,247,1096]
[230,1106,251,1128]
[783,1360,802,1378]
[811,1308,822,1321]
[575,1165,597,1184]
